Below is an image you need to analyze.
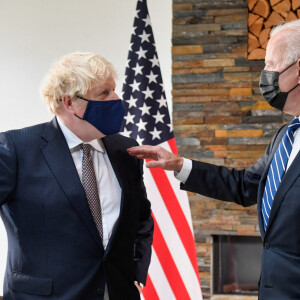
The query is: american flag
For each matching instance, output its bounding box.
[120,0,202,299]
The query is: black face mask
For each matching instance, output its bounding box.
[259,61,299,111]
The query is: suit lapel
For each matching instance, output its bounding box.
[258,124,299,238]
[257,163,271,239]
[266,151,300,234]
[101,135,128,253]
[40,118,103,250]
[101,136,125,191]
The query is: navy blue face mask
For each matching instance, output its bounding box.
[75,96,125,135]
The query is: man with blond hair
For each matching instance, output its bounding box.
[128,19,300,299]
[0,52,154,300]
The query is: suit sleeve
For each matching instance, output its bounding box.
[133,157,154,285]
[0,132,17,206]
[181,125,286,207]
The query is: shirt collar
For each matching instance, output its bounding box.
[56,117,105,153]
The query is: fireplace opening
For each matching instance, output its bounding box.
[213,235,263,295]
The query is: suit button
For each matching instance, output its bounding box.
[97,288,104,296]
[265,242,270,249]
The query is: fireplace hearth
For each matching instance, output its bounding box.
[213,235,262,296]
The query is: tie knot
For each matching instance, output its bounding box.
[81,144,92,157]
[288,117,300,135]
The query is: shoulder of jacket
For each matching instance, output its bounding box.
[2,122,49,146]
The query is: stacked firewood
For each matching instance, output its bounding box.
[248,0,300,59]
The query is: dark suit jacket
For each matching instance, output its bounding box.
[0,118,154,300]
[181,124,300,300]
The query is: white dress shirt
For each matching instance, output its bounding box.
[57,118,121,249]
[175,119,300,183]
[286,120,300,170]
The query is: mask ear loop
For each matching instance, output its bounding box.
[59,96,88,119]
[287,83,299,94]
[279,60,298,75]
[279,60,299,93]
[74,114,83,120]
[76,95,89,102]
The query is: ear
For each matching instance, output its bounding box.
[61,95,76,114]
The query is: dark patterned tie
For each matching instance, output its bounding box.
[81,144,103,239]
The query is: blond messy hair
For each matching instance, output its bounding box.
[40,52,117,114]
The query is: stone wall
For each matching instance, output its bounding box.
[172,0,289,299]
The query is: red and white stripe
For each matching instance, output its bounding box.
[142,138,202,300]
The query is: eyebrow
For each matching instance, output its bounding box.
[265,60,276,67]
[96,87,115,96]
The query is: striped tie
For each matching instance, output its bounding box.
[262,117,300,230]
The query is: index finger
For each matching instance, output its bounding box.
[127,145,158,159]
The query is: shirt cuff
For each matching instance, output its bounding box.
[174,158,192,184]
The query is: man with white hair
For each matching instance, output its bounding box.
[0,52,154,300]
[128,19,300,299]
